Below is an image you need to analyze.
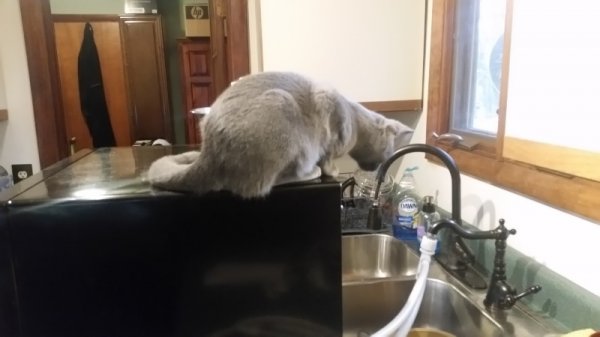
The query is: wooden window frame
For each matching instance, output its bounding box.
[426,0,600,223]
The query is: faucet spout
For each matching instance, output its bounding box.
[374,144,461,222]
[371,143,475,264]
[429,218,515,240]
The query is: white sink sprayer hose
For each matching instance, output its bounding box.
[370,235,438,337]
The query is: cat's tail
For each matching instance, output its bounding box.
[146,151,211,194]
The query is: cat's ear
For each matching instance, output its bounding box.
[385,120,414,148]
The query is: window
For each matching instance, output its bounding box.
[426,0,600,223]
[450,0,506,137]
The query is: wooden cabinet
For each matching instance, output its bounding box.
[121,15,172,142]
[178,38,214,144]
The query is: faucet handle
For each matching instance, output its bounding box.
[513,285,542,302]
[496,218,516,239]
[485,218,542,309]
[494,284,542,310]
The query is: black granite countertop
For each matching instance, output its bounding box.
[0,146,342,206]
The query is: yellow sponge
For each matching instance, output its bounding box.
[561,329,596,337]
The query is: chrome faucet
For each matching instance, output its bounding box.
[368,143,476,268]
[429,218,542,309]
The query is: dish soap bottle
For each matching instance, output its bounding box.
[392,166,421,241]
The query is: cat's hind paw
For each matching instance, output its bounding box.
[319,160,339,177]
[302,165,323,181]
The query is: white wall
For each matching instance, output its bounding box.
[0,53,6,111]
[247,0,263,74]
[396,3,600,297]
[257,0,426,102]
[0,0,41,174]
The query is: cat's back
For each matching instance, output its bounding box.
[213,71,314,108]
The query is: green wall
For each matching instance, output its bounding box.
[50,0,124,14]
[158,0,186,144]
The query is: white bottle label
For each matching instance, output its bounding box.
[397,197,418,228]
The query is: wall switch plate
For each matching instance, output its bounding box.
[12,164,33,184]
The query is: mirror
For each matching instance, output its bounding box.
[20,0,247,167]
[49,0,199,148]
[258,0,425,103]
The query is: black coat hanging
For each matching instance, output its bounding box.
[78,22,117,148]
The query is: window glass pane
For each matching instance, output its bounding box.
[450,0,506,136]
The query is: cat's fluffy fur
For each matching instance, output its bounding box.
[147,71,413,198]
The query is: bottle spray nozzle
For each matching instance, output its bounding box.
[404,166,419,173]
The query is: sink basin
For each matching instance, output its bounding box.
[342,234,420,283]
[341,234,504,337]
[340,234,560,337]
[342,278,504,337]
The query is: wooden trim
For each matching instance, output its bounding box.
[504,137,600,182]
[426,0,455,146]
[434,144,600,223]
[495,0,514,159]
[360,100,422,113]
[226,0,250,81]
[209,0,229,96]
[209,0,250,93]
[20,0,69,168]
[0,109,7,121]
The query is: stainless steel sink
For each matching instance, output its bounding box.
[343,278,503,337]
[341,234,561,337]
[342,233,420,283]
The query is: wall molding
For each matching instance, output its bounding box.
[360,100,423,113]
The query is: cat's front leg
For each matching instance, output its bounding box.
[319,158,339,177]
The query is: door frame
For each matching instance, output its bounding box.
[19,0,249,168]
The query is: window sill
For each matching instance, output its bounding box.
[360,100,423,113]
[426,144,600,223]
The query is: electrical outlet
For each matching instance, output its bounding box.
[12,164,33,184]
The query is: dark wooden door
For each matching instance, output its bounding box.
[53,17,132,152]
[178,38,214,144]
[120,15,173,143]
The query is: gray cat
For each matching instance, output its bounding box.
[147,71,413,198]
